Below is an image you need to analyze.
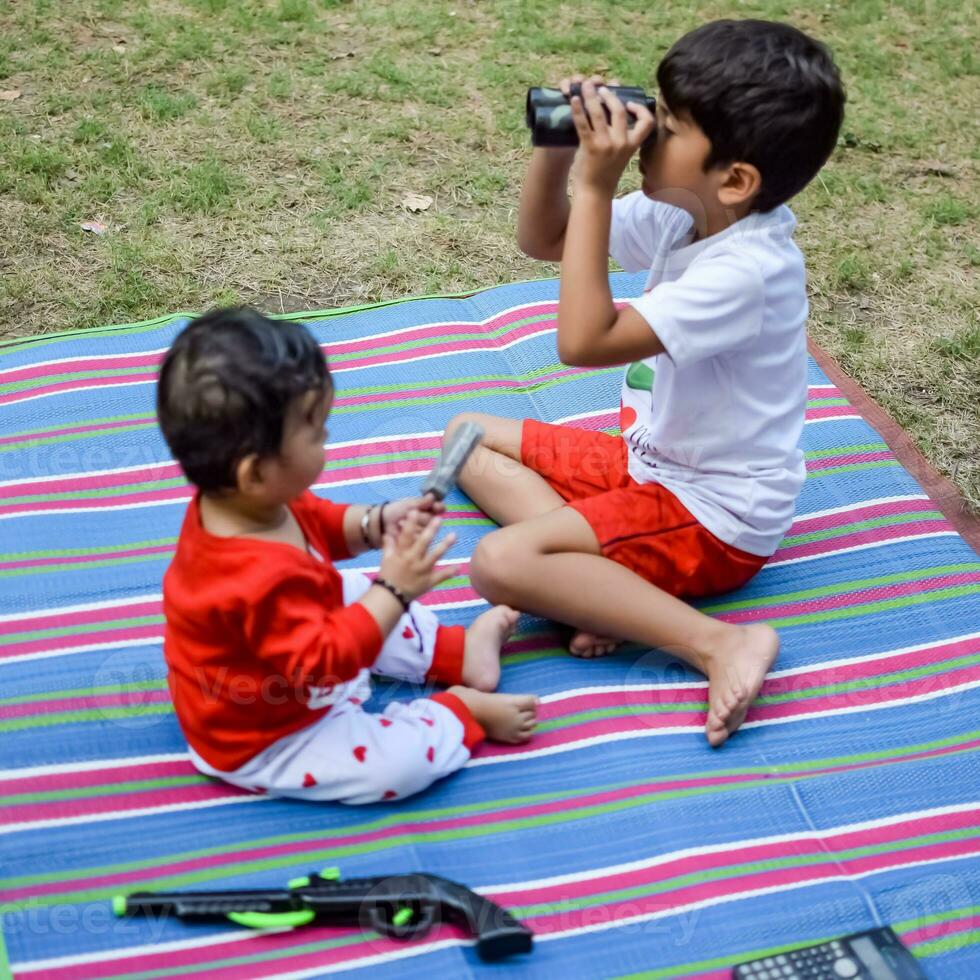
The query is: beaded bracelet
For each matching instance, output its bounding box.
[373,576,411,612]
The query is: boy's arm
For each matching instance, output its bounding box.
[516,147,576,260]
[557,82,665,367]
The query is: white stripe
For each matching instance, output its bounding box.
[0,298,564,381]
[805,413,862,425]
[1,379,162,410]
[768,531,959,568]
[0,790,268,838]
[792,494,929,521]
[465,676,980,767]
[17,801,976,975]
[0,592,160,624]
[0,635,165,666]
[479,798,980,891]
[0,752,187,782]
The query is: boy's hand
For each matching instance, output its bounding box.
[569,79,655,196]
[383,494,445,537]
[377,509,458,602]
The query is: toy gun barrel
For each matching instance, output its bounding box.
[526,83,654,146]
[114,871,533,962]
[421,422,484,500]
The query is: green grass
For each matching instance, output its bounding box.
[0,0,977,510]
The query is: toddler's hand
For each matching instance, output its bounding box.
[382,494,445,537]
[378,509,458,602]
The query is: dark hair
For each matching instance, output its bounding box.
[157,308,330,492]
[657,19,845,212]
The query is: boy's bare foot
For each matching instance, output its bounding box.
[461,605,520,692]
[568,630,619,658]
[448,687,538,743]
[703,624,779,748]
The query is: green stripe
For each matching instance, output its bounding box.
[0,421,158,454]
[892,902,980,933]
[807,459,900,479]
[0,538,176,563]
[702,563,980,613]
[0,551,175,580]
[0,704,173,734]
[113,932,370,980]
[0,775,203,807]
[0,478,185,509]
[512,824,980,918]
[779,510,944,547]
[0,615,163,648]
[913,927,980,956]
[0,679,165,707]
[0,365,157,396]
[803,441,887,460]
[766,584,980,629]
[3,733,978,908]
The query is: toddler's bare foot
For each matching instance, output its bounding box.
[568,630,619,658]
[703,624,779,748]
[449,687,538,743]
[461,605,519,691]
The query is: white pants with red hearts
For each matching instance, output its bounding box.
[187,570,478,805]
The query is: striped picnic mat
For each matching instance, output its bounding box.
[1,273,978,978]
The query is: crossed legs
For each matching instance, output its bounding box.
[445,412,778,746]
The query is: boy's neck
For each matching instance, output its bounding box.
[693,202,754,242]
[199,492,289,536]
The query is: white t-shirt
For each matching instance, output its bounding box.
[609,192,808,557]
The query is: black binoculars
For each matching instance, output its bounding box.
[525,83,656,147]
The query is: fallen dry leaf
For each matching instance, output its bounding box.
[0,90,21,102]
[401,193,433,212]
[80,220,107,235]
[329,50,356,60]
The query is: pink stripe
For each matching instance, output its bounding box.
[806,403,854,419]
[35,824,979,979]
[494,807,980,905]
[808,450,894,472]
[0,373,156,407]
[0,354,162,386]
[325,434,442,462]
[0,601,161,638]
[322,302,559,357]
[0,416,155,447]
[0,544,175,573]
[0,782,248,829]
[0,689,170,721]
[901,911,979,946]
[717,571,980,625]
[333,367,583,408]
[481,662,980,759]
[0,624,162,662]
[0,760,196,796]
[0,485,192,519]
[0,463,183,501]
[789,497,936,535]
[772,519,952,562]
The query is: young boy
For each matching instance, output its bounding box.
[158,308,537,805]
[446,20,845,747]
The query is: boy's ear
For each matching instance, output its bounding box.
[235,453,264,494]
[717,160,762,209]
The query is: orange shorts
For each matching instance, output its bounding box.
[521,419,767,599]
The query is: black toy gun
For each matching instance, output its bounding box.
[526,83,656,146]
[113,868,533,961]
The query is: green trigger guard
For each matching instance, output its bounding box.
[368,902,436,940]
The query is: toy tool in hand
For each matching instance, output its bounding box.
[114,868,534,962]
[422,422,484,500]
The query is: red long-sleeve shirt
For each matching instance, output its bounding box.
[163,492,465,772]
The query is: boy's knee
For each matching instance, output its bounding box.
[443,412,484,446]
[470,530,522,605]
